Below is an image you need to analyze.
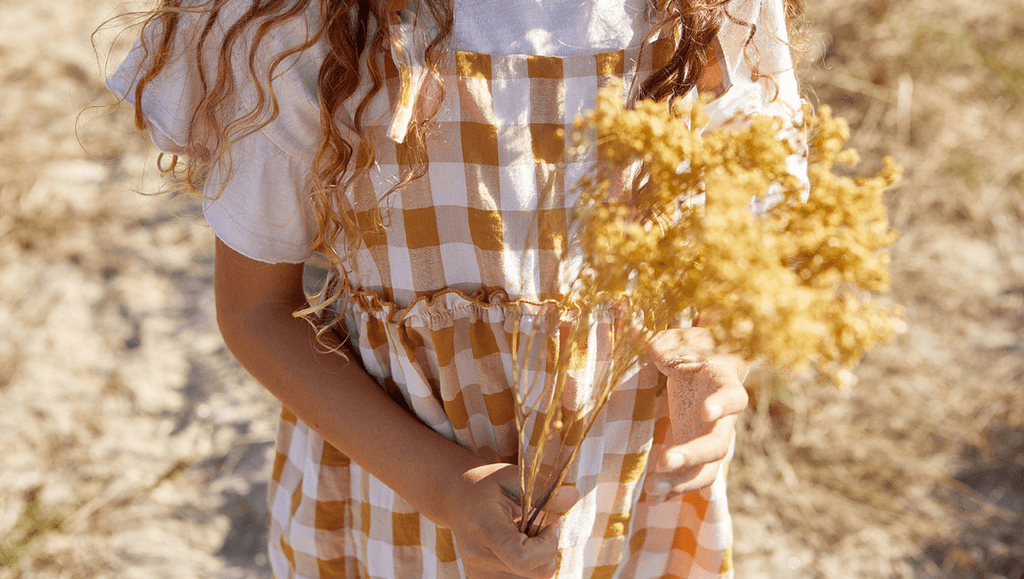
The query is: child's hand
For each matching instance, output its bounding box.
[643,327,749,497]
[446,463,578,579]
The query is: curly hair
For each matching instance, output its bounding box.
[115,0,803,329]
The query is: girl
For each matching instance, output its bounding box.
[107,0,802,576]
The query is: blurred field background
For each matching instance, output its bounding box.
[0,0,1021,577]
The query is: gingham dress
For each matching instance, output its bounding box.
[262,31,739,579]
[108,0,802,576]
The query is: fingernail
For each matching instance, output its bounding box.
[666,449,687,469]
[653,480,672,495]
[705,403,723,421]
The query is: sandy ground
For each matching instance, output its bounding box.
[1,2,277,577]
[1,0,1022,578]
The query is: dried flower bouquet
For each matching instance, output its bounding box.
[512,81,905,536]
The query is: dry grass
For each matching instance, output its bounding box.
[0,0,1020,577]
[730,0,1024,577]
[0,3,277,578]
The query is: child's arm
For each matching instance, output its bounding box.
[213,238,562,579]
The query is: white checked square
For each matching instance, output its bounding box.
[563,159,594,197]
[499,163,539,211]
[288,425,309,469]
[496,124,533,166]
[385,237,413,285]
[563,492,599,546]
[367,475,396,510]
[634,552,671,579]
[697,516,733,550]
[576,435,607,478]
[434,77,462,124]
[271,483,296,527]
[490,76,532,126]
[267,541,291,579]
[290,520,318,556]
[440,241,482,287]
[366,537,394,571]
[400,361,436,402]
[564,74,600,126]
[504,246,538,298]
[420,546,439,579]
[300,459,322,500]
[651,498,682,530]
[428,162,470,207]
[599,416,633,447]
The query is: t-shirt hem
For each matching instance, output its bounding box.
[204,200,313,264]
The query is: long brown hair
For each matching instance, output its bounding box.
[117,0,802,322]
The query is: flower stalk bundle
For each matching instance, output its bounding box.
[512,81,905,535]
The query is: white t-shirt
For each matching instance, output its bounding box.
[108,0,803,264]
[450,0,648,55]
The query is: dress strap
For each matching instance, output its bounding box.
[385,0,431,143]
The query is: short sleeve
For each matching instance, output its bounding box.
[106,31,206,155]
[106,1,324,159]
[105,0,325,263]
[203,129,316,264]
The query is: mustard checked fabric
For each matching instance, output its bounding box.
[265,40,735,578]
[106,0,803,575]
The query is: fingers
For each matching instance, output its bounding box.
[649,461,722,498]
[698,363,748,421]
[544,485,581,516]
[647,411,738,497]
[662,414,737,470]
[455,463,563,579]
[528,523,562,577]
[647,419,735,497]
[485,520,560,579]
[462,521,558,579]
[459,465,562,579]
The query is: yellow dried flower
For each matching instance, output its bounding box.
[567,82,903,377]
[514,81,904,533]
